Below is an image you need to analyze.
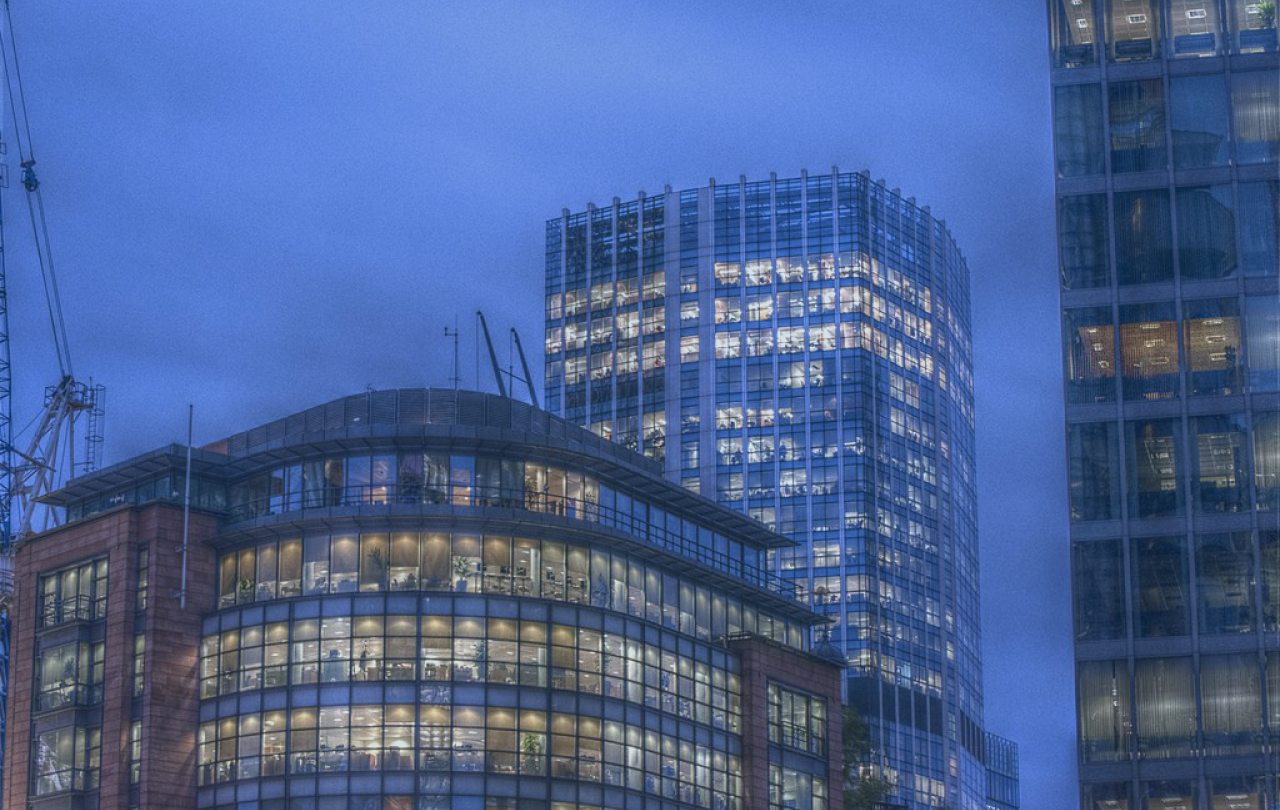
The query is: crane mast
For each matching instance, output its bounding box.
[0,3,105,800]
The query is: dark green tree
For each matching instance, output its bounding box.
[843,708,892,810]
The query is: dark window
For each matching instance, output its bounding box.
[1109,79,1167,172]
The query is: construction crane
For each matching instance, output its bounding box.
[0,3,104,797]
[0,3,104,541]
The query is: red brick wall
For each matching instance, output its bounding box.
[729,636,845,810]
[137,507,216,810]
[3,504,216,810]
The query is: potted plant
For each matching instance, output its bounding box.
[1260,1,1276,28]
[451,555,473,592]
[1242,1,1278,50]
[238,577,255,602]
[520,732,543,774]
[365,547,387,590]
[471,640,488,680]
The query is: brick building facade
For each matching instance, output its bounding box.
[5,389,844,810]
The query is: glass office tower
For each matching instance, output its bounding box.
[1047,2,1279,807]
[543,171,1001,809]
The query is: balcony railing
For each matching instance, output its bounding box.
[35,683,102,713]
[37,595,102,630]
[772,719,826,756]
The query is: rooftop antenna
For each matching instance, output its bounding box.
[178,404,193,610]
[443,320,460,389]
[510,328,540,409]
[475,310,506,397]
[507,328,515,398]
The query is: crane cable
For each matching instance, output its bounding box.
[0,0,71,380]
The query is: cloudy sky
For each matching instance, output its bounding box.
[5,2,1070,804]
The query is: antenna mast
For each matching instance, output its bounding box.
[443,324,460,389]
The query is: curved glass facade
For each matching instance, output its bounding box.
[543,173,991,809]
[212,532,801,649]
[197,597,746,809]
[9,389,841,810]
[192,392,821,809]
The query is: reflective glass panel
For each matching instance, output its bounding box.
[1120,303,1179,400]
[1196,532,1255,633]
[1232,0,1279,53]
[1110,80,1167,171]
[1106,0,1160,61]
[1134,658,1194,758]
[1256,412,1280,510]
[1169,0,1222,56]
[1139,778,1196,810]
[1170,74,1230,168]
[1114,190,1173,285]
[1131,536,1190,636]
[1238,181,1279,276]
[1183,298,1243,395]
[1081,782,1133,810]
[1190,415,1249,513]
[1176,185,1236,279]
[1064,307,1117,403]
[1200,653,1263,755]
[1055,85,1106,176]
[1126,419,1184,519]
[1073,539,1126,640]
[1052,0,1100,66]
[1077,659,1132,762]
[1059,194,1110,289]
[1233,71,1280,164]
[1245,294,1280,392]
[1264,532,1280,631]
[1068,422,1121,521]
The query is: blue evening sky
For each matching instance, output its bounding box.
[6,2,1070,805]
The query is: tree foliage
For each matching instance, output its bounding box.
[842,708,893,810]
